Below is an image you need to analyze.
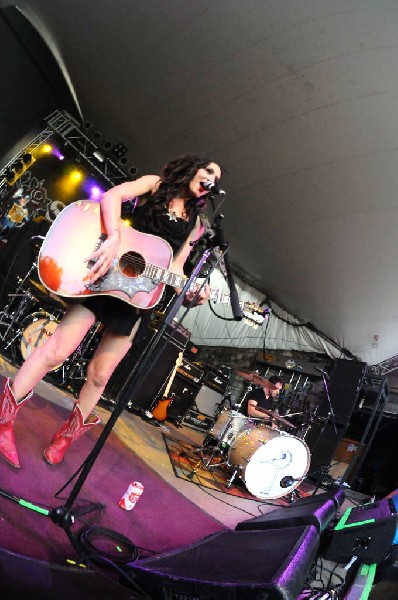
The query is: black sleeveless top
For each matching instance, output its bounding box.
[130,198,200,255]
[83,199,200,335]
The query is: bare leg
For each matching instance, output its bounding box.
[11,304,96,401]
[76,319,141,420]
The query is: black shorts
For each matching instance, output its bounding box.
[83,295,147,336]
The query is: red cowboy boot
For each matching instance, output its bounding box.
[43,403,101,465]
[0,378,33,468]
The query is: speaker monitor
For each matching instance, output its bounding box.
[236,490,345,534]
[125,526,319,600]
[0,547,133,599]
[325,497,398,564]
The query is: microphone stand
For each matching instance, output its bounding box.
[310,372,339,492]
[211,213,243,321]
[0,231,221,560]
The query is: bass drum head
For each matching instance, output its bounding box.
[229,426,310,500]
[20,312,62,371]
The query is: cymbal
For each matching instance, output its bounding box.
[235,369,277,391]
[255,406,295,429]
[28,278,48,295]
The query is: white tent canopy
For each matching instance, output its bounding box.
[4,0,398,366]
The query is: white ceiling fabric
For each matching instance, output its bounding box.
[6,0,398,365]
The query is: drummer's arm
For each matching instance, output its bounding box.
[248,400,271,420]
[248,400,279,426]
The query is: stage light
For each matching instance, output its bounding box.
[22,153,34,166]
[93,150,105,162]
[42,144,53,154]
[112,142,128,159]
[2,153,36,186]
[70,170,83,182]
[53,149,65,160]
[12,160,24,174]
[4,169,16,185]
[90,186,102,200]
[128,165,138,177]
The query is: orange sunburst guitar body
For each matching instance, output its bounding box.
[151,352,184,422]
[37,200,186,310]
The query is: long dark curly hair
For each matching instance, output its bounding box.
[141,153,222,223]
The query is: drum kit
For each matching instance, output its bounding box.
[200,369,312,501]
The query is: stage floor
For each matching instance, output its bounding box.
[0,353,369,598]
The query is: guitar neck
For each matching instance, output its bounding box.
[144,263,185,289]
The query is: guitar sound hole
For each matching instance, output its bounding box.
[119,252,145,278]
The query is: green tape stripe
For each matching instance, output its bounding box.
[360,564,377,600]
[335,506,375,530]
[19,500,50,515]
[335,507,353,530]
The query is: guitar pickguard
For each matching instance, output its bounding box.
[86,259,158,298]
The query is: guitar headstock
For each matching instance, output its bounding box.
[241,303,271,328]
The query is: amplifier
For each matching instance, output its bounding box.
[181,409,214,433]
[151,317,191,349]
[177,360,204,385]
[203,371,229,394]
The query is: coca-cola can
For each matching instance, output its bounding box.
[118,481,144,510]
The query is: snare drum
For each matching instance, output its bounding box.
[20,311,62,370]
[209,409,248,446]
[228,425,310,500]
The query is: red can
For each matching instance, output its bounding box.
[118,481,144,510]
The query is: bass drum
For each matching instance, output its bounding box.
[20,311,62,371]
[228,425,310,500]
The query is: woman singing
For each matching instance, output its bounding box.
[0,153,222,467]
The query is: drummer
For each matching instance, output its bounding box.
[247,375,284,428]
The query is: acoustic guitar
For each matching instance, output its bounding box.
[37,200,268,324]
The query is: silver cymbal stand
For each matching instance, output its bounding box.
[0,263,38,351]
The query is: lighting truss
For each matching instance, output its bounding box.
[45,110,131,187]
[368,355,398,376]
[0,125,53,192]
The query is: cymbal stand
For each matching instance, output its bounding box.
[59,322,103,392]
[0,265,38,360]
[225,465,241,488]
[233,381,253,412]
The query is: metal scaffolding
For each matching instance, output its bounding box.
[0,109,134,192]
[45,110,133,187]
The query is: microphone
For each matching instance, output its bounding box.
[314,366,329,377]
[280,475,302,488]
[200,180,226,196]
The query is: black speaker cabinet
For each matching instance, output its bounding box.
[125,526,319,600]
[0,547,133,599]
[106,321,188,412]
[317,359,367,426]
[305,422,346,477]
[325,497,398,564]
[235,490,344,534]
[166,374,199,421]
